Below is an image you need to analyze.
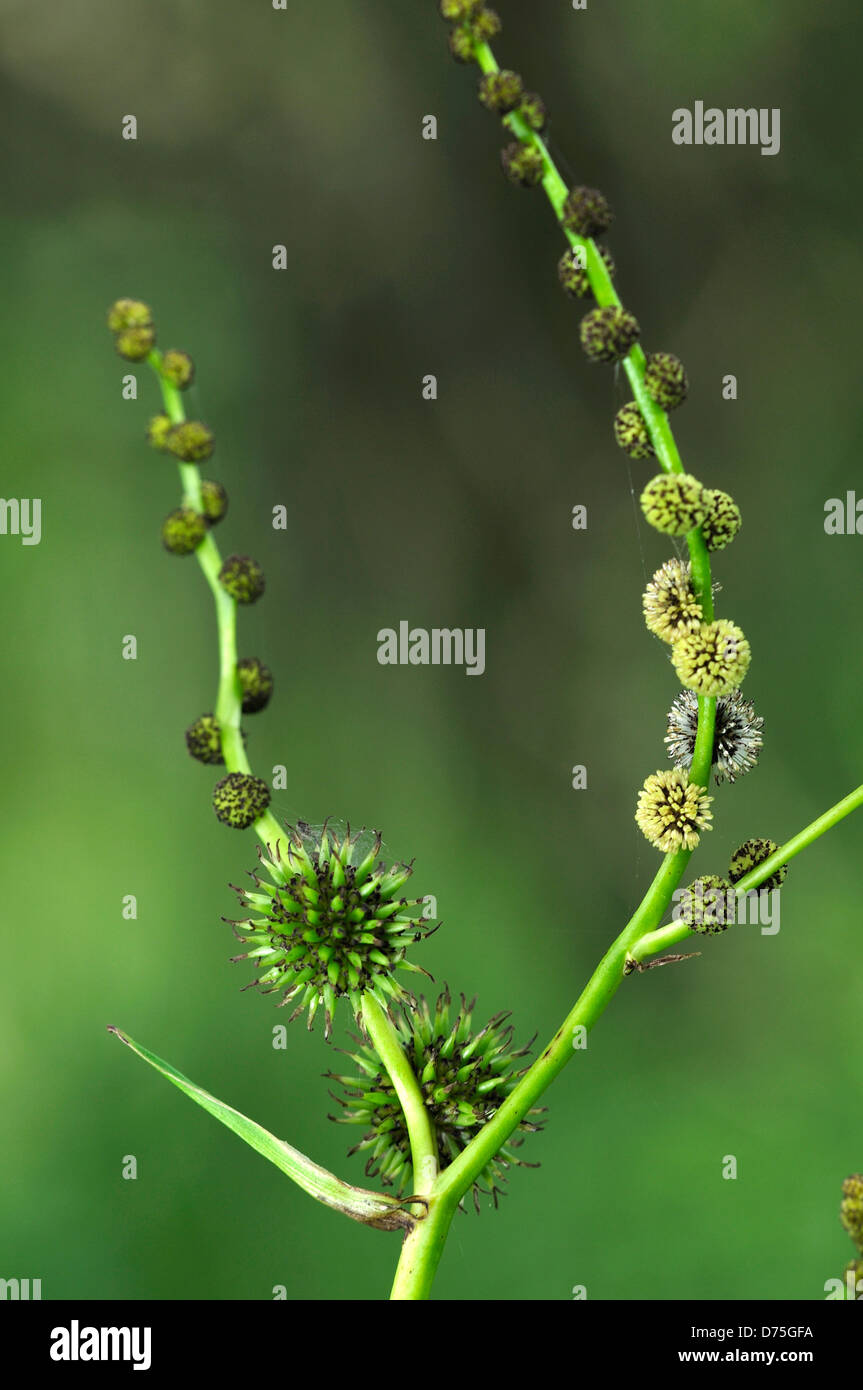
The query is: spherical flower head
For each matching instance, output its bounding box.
[644,352,689,410]
[478,69,524,114]
[840,1176,863,1253]
[643,559,702,643]
[448,26,475,62]
[213,771,271,829]
[237,656,274,714]
[229,822,438,1038]
[580,305,640,364]
[728,837,787,893]
[845,1257,863,1294]
[219,554,266,604]
[146,414,173,451]
[677,875,733,933]
[471,6,501,40]
[114,325,156,361]
[635,769,713,853]
[666,688,763,784]
[200,479,228,525]
[671,619,751,697]
[329,989,541,1207]
[614,401,654,460]
[439,0,479,19]
[166,421,214,463]
[185,713,224,765]
[562,186,613,237]
[557,244,615,299]
[640,473,708,535]
[161,506,207,556]
[500,141,544,188]
[519,91,547,132]
[107,298,152,333]
[701,488,742,552]
[160,349,195,390]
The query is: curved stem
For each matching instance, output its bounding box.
[361,993,438,1196]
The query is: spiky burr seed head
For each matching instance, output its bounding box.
[165,420,214,463]
[146,414,173,451]
[329,989,541,1208]
[557,243,615,299]
[640,473,708,535]
[635,769,713,853]
[643,559,703,643]
[580,305,640,364]
[478,69,524,114]
[471,6,501,39]
[676,875,733,933]
[644,352,689,410]
[185,713,224,766]
[200,479,228,525]
[665,688,763,784]
[237,656,274,714]
[161,506,207,556]
[562,185,613,237]
[500,141,544,188]
[107,298,152,333]
[614,401,655,460]
[519,91,547,131]
[218,554,266,604]
[229,822,438,1039]
[671,619,751,697]
[448,26,475,61]
[160,349,195,390]
[114,325,156,361]
[728,837,787,893]
[212,772,271,829]
[701,488,742,552]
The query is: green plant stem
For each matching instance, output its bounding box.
[361,993,439,1195]
[389,1192,459,1300]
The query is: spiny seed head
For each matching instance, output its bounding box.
[329,988,541,1208]
[643,559,703,643]
[640,473,708,535]
[644,352,689,410]
[614,401,655,460]
[213,772,271,829]
[107,298,152,333]
[160,349,195,390]
[146,414,173,451]
[439,0,479,19]
[666,688,763,784]
[672,619,751,697]
[557,243,615,299]
[580,305,640,364]
[219,554,266,604]
[562,186,613,237]
[635,769,713,853]
[500,141,544,188]
[841,1176,863,1252]
[478,70,524,114]
[728,838,787,893]
[166,420,214,463]
[237,656,274,714]
[114,325,156,361]
[228,821,438,1038]
[701,488,742,552]
[161,506,207,556]
[677,875,733,933]
[519,91,547,132]
[185,713,224,766]
[448,26,475,62]
[471,6,501,40]
[200,479,228,525]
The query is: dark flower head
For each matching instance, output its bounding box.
[665,688,763,784]
[728,837,788,893]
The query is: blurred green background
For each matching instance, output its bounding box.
[1,0,861,1301]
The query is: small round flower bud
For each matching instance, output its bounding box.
[671,619,751,697]
[519,91,547,132]
[840,1176,863,1252]
[146,414,173,451]
[478,70,524,114]
[161,506,207,556]
[200,479,228,525]
[166,421,214,463]
[237,656,274,714]
[160,349,195,390]
[614,401,655,460]
[580,305,640,363]
[557,244,615,299]
[677,875,733,933]
[666,688,763,785]
[213,772,271,829]
[439,0,479,19]
[728,838,787,893]
[701,488,742,552]
[185,713,224,765]
[562,186,613,237]
[471,6,501,39]
[500,141,544,188]
[642,558,702,643]
[448,27,475,62]
[640,473,708,534]
[114,325,156,361]
[107,298,152,333]
[219,554,266,605]
[644,352,689,410]
[635,769,713,853]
